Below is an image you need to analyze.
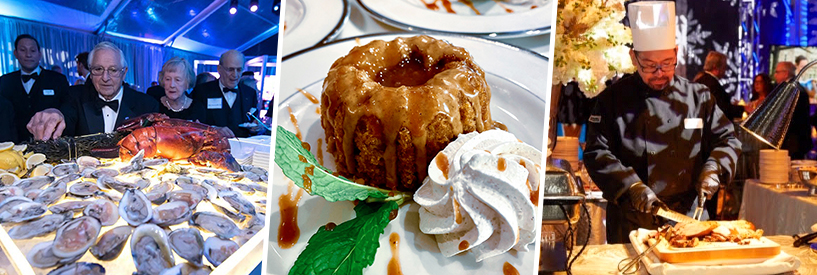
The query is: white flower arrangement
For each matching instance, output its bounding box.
[553,0,635,97]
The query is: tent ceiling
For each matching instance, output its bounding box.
[0,0,280,57]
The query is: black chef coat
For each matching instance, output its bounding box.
[583,74,741,243]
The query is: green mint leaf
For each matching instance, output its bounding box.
[289,201,399,275]
[275,126,409,203]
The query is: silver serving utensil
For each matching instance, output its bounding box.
[693,197,705,221]
[618,226,671,275]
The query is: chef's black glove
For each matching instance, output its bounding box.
[627,182,660,213]
[697,163,720,201]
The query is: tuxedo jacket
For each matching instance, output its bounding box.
[0,96,17,142]
[61,84,159,137]
[693,72,744,121]
[0,69,69,142]
[191,80,258,137]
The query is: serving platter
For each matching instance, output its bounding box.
[356,0,553,38]
[267,33,548,274]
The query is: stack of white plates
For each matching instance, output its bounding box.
[553,136,580,170]
[760,149,790,184]
[229,136,272,169]
[253,150,271,170]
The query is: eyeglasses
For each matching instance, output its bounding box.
[90,66,124,77]
[634,54,677,74]
[220,66,243,74]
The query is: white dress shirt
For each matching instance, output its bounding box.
[21,66,41,95]
[99,87,123,133]
[218,81,238,108]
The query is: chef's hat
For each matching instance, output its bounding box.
[628,1,676,51]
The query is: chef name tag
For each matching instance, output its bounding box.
[684,118,703,129]
[207,98,222,109]
[43,89,54,96]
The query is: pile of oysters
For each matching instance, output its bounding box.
[0,151,268,275]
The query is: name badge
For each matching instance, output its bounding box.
[588,115,601,123]
[207,98,222,109]
[684,118,703,129]
[43,89,54,96]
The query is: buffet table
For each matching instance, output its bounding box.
[553,235,816,275]
[739,179,817,235]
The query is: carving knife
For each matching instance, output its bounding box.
[651,202,696,223]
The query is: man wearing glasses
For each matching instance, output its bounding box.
[0,34,69,142]
[27,41,159,140]
[584,1,741,243]
[191,50,260,137]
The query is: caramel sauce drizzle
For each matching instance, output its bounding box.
[498,157,506,171]
[278,181,304,249]
[315,106,321,114]
[321,36,492,187]
[305,165,315,176]
[453,199,463,224]
[491,0,514,13]
[301,141,311,151]
[316,138,324,166]
[287,106,302,140]
[325,222,336,231]
[297,88,320,104]
[458,240,469,250]
[435,153,449,179]
[502,262,519,275]
[388,233,403,275]
[302,174,313,193]
[528,178,539,206]
[460,0,480,14]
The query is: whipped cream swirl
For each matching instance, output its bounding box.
[415,130,542,262]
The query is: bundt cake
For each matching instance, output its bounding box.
[320,35,494,192]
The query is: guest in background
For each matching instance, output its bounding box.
[746,73,772,113]
[74,52,90,85]
[773,61,812,160]
[0,96,17,142]
[27,41,159,140]
[795,55,816,98]
[158,57,205,121]
[50,65,62,74]
[192,50,260,137]
[0,34,69,142]
[195,72,216,87]
[146,70,165,101]
[694,51,744,121]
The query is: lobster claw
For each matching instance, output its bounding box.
[116,113,170,132]
[189,151,241,172]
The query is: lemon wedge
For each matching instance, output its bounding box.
[30,163,52,177]
[0,142,13,152]
[0,172,18,185]
[12,144,26,152]
[25,153,47,169]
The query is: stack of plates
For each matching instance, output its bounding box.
[553,136,580,170]
[229,136,272,169]
[760,149,790,184]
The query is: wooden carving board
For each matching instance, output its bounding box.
[647,237,781,263]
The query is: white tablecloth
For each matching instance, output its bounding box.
[739,179,817,235]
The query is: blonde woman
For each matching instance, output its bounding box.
[159,57,205,121]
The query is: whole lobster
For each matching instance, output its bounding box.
[116,113,241,171]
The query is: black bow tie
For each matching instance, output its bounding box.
[95,98,119,112]
[21,73,39,82]
[223,87,238,94]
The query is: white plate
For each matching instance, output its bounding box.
[268,33,548,275]
[357,0,552,38]
[282,0,349,56]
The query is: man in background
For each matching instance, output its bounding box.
[74,52,90,85]
[773,61,813,160]
[27,42,159,140]
[795,55,816,98]
[0,34,69,142]
[192,50,260,137]
[694,51,744,121]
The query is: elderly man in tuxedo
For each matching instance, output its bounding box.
[0,34,69,142]
[191,50,260,137]
[27,42,158,140]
